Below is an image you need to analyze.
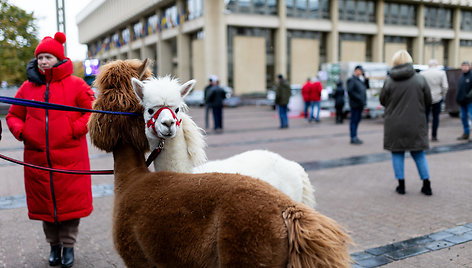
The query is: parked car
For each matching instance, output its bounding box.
[184,86,241,107]
[184,90,205,106]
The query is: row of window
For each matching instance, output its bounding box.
[226,0,472,29]
[88,1,472,56]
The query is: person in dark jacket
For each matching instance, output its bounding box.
[347,65,367,144]
[207,78,226,133]
[455,61,472,141]
[204,76,215,129]
[380,50,433,196]
[275,74,292,128]
[6,32,94,267]
[333,81,346,124]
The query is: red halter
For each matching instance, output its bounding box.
[146,107,182,135]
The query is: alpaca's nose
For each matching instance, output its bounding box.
[161,119,175,128]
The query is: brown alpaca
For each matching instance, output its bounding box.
[88,59,352,268]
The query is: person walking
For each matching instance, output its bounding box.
[275,74,292,129]
[206,78,226,133]
[347,65,367,144]
[333,81,346,124]
[309,77,323,123]
[456,61,472,141]
[380,50,433,196]
[301,78,312,119]
[421,59,448,141]
[6,32,95,267]
[203,76,215,129]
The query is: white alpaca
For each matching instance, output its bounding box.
[194,150,315,207]
[132,76,316,208]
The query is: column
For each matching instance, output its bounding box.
[203,0,227,85]
[126,25,134,59]
[413,4,425,64]
[327,0,339,63]
[372,0,384,62]
[177,0,191,81]
[157,9,173,76]
[275,0,287,78]
[449,7,461,68]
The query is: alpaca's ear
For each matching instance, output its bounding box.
[131,77,145,102]
[180,79,196,99]
[137,58,151,80]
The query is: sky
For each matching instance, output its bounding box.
[12,0,91,61]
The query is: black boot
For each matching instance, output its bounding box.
[49,244,62,266]
[396,179,405,194]
[421,179,432,196]
[61,247,74,268]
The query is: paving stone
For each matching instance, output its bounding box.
[354,255,392,268]
[446,225,472,235]
[351,251,376,261]
[429,230,455,241]
[384,245,430,261]
[425,240,456,251]
[445,232,472,245]
[365,244,405,256]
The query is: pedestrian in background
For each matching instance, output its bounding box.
[6,32,95,267]
[380,50,433,196]
[333,80,346,124]
[456,61,472,141]
[206,77,226,133]
[421,59,448,141]
[347,65,367,144]
[275,74,291,129]
[204,76,215,129]
[309,77,323,123]
[301,78,312,119]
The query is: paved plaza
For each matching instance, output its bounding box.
[0,104,471,267]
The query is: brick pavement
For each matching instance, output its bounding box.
[0,104,471,267]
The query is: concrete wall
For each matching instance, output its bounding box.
[290,38,319,85]
[191,39,205,91]
[424,44,445,66]
[234,36,266,94]
[459,47,472,63]
[341,40,366,62]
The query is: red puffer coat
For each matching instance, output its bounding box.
[302,81,323,102]
[6,58,95,223]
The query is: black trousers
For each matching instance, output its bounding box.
[426,100,442,138]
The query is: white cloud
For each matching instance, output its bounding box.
[12,0,91,61]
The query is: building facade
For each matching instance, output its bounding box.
[77,0,472,94]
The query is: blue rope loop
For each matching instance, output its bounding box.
[0,96,140,116]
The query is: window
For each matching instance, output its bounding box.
[424,6,452,29]
[384,2,416,26]
[226,0,278,15]
[339,0,375,23]
[461,10,472,31]
[287,0,329,19]
[186,0,203,21]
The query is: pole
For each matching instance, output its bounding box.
[55,0,67,57]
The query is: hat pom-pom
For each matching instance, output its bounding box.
[54,32,66,44]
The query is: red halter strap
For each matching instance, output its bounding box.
[146,107,182,135]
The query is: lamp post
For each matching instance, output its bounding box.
[56,0,67,57]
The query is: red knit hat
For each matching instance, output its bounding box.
[35,32,66,60]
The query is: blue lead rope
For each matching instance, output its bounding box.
[0,96,140,116]
[0,95,143,174]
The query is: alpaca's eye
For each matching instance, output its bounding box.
[148,108,154,115]
[175,107,180,113]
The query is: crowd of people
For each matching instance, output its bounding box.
[2,28,472,266]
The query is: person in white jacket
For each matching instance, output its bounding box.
[421,59,448,141]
